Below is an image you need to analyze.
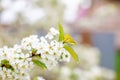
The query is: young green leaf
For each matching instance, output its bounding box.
[64,34,76,45]
[64,45,79,62]
[5,64,14,71]
[32,59,47,69]
[0,59,14,71]
[1,59,9,64]
[58,23,64,41]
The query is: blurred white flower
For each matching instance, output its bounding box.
[23,8,46,24]
[37,76,45,80]
[45,27,59,39]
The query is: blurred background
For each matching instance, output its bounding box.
[0,0,120,80]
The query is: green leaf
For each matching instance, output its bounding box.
[64,45,79,62]
[0,59,14,71]
[32,59,47,69]
[1,59,9,64]
[5,64,14,71]
[58,23,64,41]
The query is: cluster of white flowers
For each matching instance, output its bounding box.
[0,46,33,80]
[0,27,71,80]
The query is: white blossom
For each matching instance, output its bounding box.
[37,76,45,80]
[45,27,59,39]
